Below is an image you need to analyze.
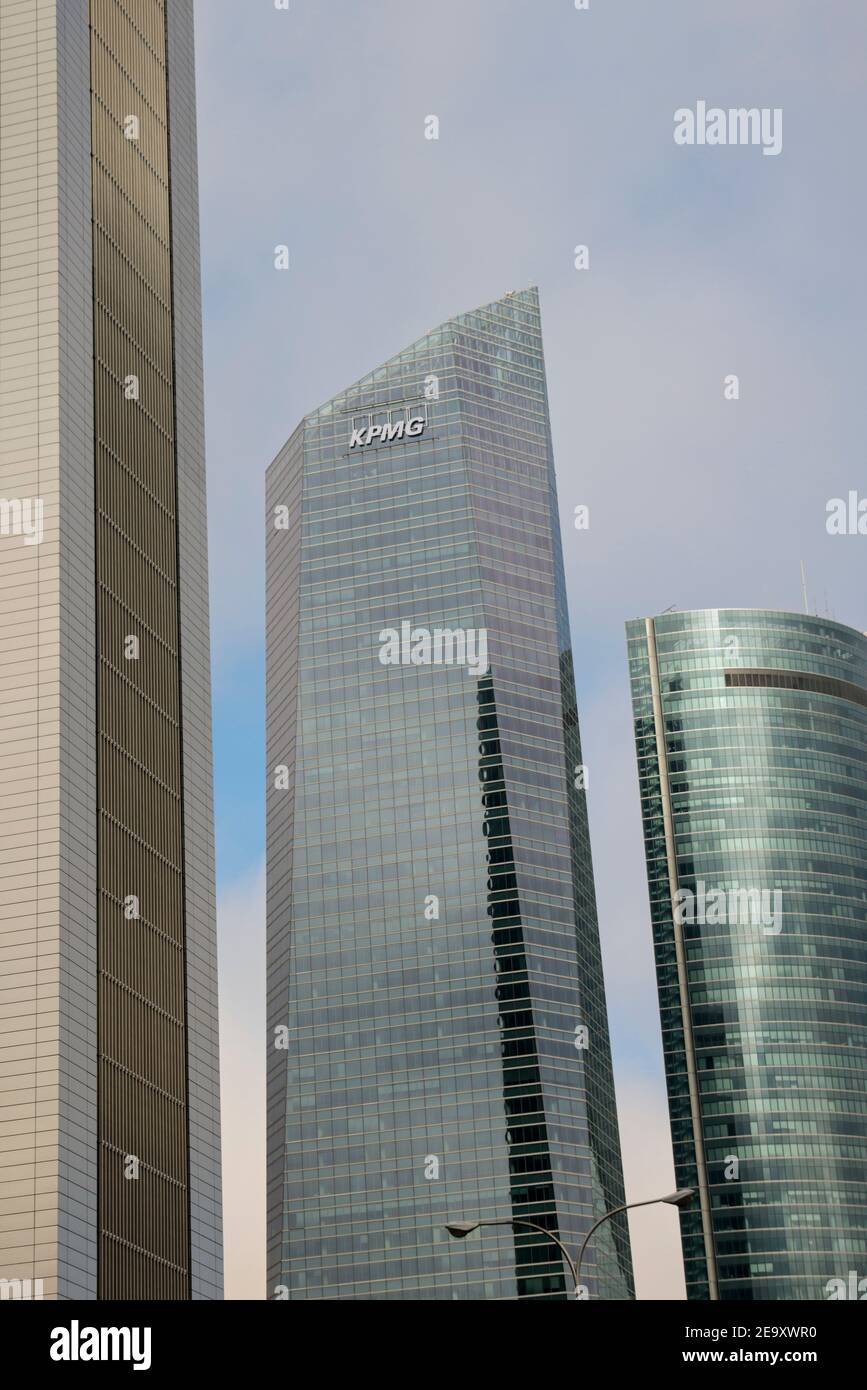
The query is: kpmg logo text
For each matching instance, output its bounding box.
[350,408,426,450]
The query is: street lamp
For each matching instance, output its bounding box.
[575,1188,694,1291]
[445,1218,579,1290]
[445,1188,694,1299]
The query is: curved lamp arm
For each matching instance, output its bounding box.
[446,1189,693,1300]
[576,1189,695,1291]
[445,1217,578,1291]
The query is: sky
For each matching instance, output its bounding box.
[192,0,867,1299]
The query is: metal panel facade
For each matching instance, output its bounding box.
[0,0,220,1300]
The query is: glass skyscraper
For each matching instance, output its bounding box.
[266,288,633,1300]
[627,609,867,1300]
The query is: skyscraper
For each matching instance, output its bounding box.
[266,288,633,1300]
[0,0,221,1298]
[628,609,867,1300]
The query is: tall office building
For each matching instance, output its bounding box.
[266,288,633,1300]
[0,1,221,1298]
[628,609,867,1300]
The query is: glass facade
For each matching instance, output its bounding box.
[628,609,867,1300]
[266,288,633,1300]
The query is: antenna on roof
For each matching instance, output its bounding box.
[800,561,810,616]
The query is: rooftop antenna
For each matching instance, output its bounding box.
[800,561,810,616]
[661,604,677,614]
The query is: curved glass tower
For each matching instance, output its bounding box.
[627,609,867,1300]
[266,289,633,1300]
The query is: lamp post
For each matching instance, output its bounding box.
[446,1188,694,1299]
[445,1218,579,1290]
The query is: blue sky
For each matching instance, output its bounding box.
[193,0,867,1297]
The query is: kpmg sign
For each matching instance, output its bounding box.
[349,407,426,450]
